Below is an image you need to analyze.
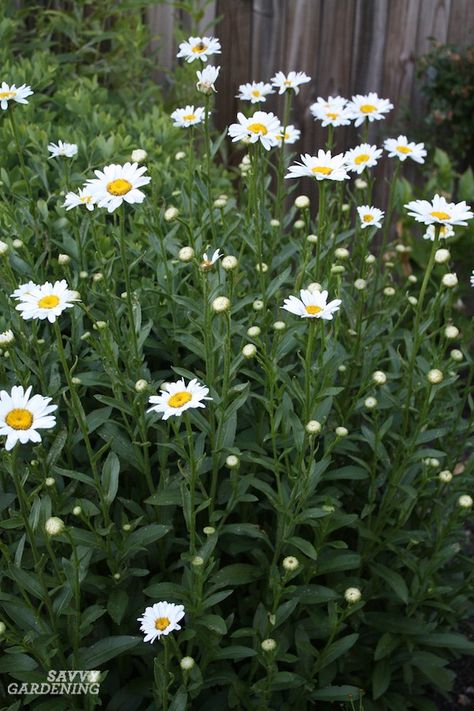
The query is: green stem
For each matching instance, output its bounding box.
[119,206,140,366]
[204,95,217,243]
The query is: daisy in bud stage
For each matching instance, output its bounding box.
[0,82,33,110]
[286,150,348,181]
[63,187,96,211]
[200,248,222,269]
[384,135,426,164]
[48,140,78,158]
[138,602,185,643]
[345,144,382,174]
[0,385,57,451]
[12,279,79,323]
[147,378,212,420]
[85,162,151,213]
[347,92,393,127]
[271,71,311,95]
[177,36,221,63]
[171,105,205,128]
[404,194,473,227]
[282,289,342,320]
[196,65,220,94]
[228,111,280,150]
[310,96,351,127]
[275,124,301,145]
[237,81,274,103]
[357,205,384,229]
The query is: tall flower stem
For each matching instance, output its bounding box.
[203,95,217,242]
[304,320,317,422]
[119,206,140,367]
[9,109,34,204]
[315,181,326,279]
[275,92,292,222]
[184,414,198,554]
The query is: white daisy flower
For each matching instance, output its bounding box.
[196,65,220,94]
[384,135,426,164]
[275,124,300,145]
[271,71,311,95]
[309,96,351,127]
[0,329,14,346]
[357,205,384,229]
[470,270,474,287]
[282,289,342,320]
[201,248,222,269]
[404,194,473,226]
[147,378,212,420]
[0,385,57,451]
[63,187,96,211]
[177,36,221,63]
[171,105,205,128]
[345,143,382,174]
[137,602,185,643]
[12,279,79,323]
[423,224,455,241]
[228,111,280,150]
[346,92,393,127]
[0,82,33,110]
[285,150,348,181]
[237,81,274,103]
[48,141,78,158]
[85,162,151,213]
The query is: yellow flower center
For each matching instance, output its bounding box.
[284,80,292,86]
[0,91,16,99]
[306,305,322,315]
[107,178,132,196]
[397,145,412,154]
[354,153,370,165]
[311,166,333,175]
[248,122,268,135]
[168,391,192,408]
[251,90,261,97]
[183,113,197,122]
[363,214,374,222]
[6,408,33,430]
[192,42,208,53]
[80,195,92,204]
[431,211,450,220]
[38,295,60,309]
[360,103,377,113]
[326,112,339,120]
[154,616,170,631]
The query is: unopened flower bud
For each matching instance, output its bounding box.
[180,656,195,670]
[212,296,230,313]
[179,246,194,262]
[294,219,305,229]
[335,426,348,437]
[256,262,268,273]
[131,149,147,163]
[365,254,376,264]
[12,239,23,249]
[135,379,148,393]
[372,370,387,385]
[261,638,277,652]
[294,195,310,209]
[364,396,377,409]
[191,556,204,567]
[226,455,240,469]
[439,470,452,483]
[73,506,82,516]
[458,494,473,509]
[435,248,450,264]
[355,178,367,190]
[203,526,216,535]
[306,420,321,435]
[45,517,65,537]
[253,299,264,311]
[175,151,186,160]
[427,369,443,384]
[450,349,463,362]
[306,234,318,244]
[164,206,179,222]
[0,240,9,255]
[242,343,257,358]
[270,218,280,227]
[282,556,299,571]
[442,273,458,288]
[384,287,395,296]
[354,278,367,290]
[335,247,349,260]
[273,320,286,331]
[222,255,238,271]
[93,272,104,282]
[344,587,362,604]
[45,477,55,487]
[445,325,459,339]
[58,253,70,265]
[247,326,261,337]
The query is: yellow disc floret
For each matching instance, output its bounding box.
[306,305,322,315]
[38,295,60,309]
[360,104,377,113]
[154,616,170,631]
[6,408,33,430]
[431,211,450,220]
[106,178,133,196]
[354,153,370,165]
[248,123,268,135]
[311,166,332,175]
[168,392,192,408]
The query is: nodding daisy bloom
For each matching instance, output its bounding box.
[347,92,393,127]
[63,187,96,211]
[282,289,342,320]
[196,65,220,94]
[228,111,280,150]
[0,329,14,346]
[271,71,311,95]
[470,270,474,287]
[138,602,185,643]
[0,386,57,451]
[384,135,427,164]
[147,378,212,420]
[85,162,151,213]
[0,82,33,110]
[404,194,473,227]
[171,105,205,128]
[12,280,79,323]
[357,205,384,229]
[237,81,274,103]
[309,96,351,127]
[285,150,348,181]
[275,124,300,145]
[345,144,382,174]
[423,224,455,241]
[177,36,221,63]
[201,248,222,269]
[48,141,78,158]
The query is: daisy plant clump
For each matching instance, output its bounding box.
[0,13,473,711]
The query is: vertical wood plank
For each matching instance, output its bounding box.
[447,0,474,44]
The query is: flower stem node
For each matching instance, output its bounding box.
[344,587,362,604]
[45,517,65,537]
[225,454,240,469]
[180,656,195,671]
[261,638,277,652]
[282,556,299,572]
[242,343,257,358]
[212,296,230,313]
[305,420,322,435]
[427,369,443,384]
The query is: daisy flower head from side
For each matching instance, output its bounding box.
[48,140,78,158]
[384,135,427,164]
[171,105,205,128]
[177,36,221,63]
[471,270,474,287]
[275,124,300,145]
[423,224,455,241]
[285,150,348,181]
[0,82,33,110]
[357,205,384,229]
[347,92,393,127]
[0,385,57,451]
[196,65,220,94]
[201,248,222,269]
[228,111,280,150]
[147,378,212,420]
[271,71,311,95]
[404,194,473,227]
[237,81,274,103]
[309,96,351,127]
[63,187,96,211]
[12,279,79,323]
[345,143,382,174]
[282,289,342,320]
[138,602,185,643]
[85,162,151,214]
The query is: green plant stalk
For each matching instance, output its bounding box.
[119,206,140,366]
[315,181,326,279]
[203,94,217,242]
[304,320,317,422]
[65,529,81,666]
[275,91,292,222]
[9,109,34,205]
[209,310,231,512]
[184,414,198,554]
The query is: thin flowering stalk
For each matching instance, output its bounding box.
[184,414,199,554]
[304,320,317,422]
[203,94,217,242]
[9,109,34,204]
[315,182,327,279]
[275,91,292,222]
[119,205,140,366]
